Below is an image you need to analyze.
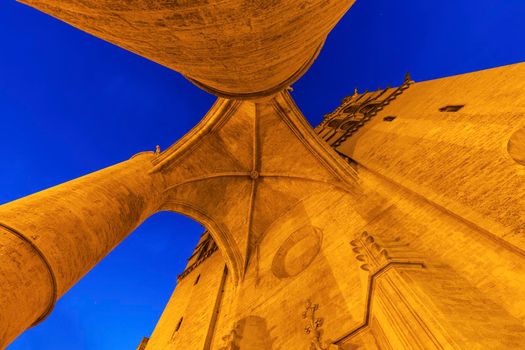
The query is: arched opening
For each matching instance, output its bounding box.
[10,211,204,349]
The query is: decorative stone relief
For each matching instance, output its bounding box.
[508,126,525,166]
[350,231,390,274]
[316,73,414,147]
[350,231,425,275]
[330,231,426,345]
[302,300,340,350]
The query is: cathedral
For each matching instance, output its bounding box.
[1,1,524,349]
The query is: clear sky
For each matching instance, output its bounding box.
[1,0,524,349]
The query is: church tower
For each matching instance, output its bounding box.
[144,232,228,349]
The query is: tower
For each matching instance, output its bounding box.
[143,232,227,349]
[1,1,525,349]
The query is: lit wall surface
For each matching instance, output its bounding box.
[1,1,524,349]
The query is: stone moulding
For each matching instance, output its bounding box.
[0,222,57,326]
[332,261,426,345]
[332,231,426,345]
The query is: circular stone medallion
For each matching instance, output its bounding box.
[271,225,323,279]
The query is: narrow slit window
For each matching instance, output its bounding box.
[194,274,200,285]
[175,317,183,332]
[170,317,184,342]
[439,105,464,112]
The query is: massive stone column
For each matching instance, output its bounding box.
[17,0,356,98]
[0,152,164,348]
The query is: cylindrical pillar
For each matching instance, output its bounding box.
[18,0,356,99]
[0,152,164,348]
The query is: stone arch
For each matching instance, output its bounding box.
[162,205,244,286]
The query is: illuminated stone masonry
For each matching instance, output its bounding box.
[2,1,525,349]
[142,64,525,349]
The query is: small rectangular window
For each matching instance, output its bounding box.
[439,105,464,112]
[383,116,396,122]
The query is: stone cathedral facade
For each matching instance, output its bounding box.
[1,1,525,350]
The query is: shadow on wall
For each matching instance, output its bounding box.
[226,315,278,350]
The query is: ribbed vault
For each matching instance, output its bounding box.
[152,92,357,283]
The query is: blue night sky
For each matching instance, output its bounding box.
[1,1,524,349]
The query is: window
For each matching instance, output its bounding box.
[327,119,342,128]
[343,105,360,114]
[359,103,380,115]
[439,105,464,112]
[194,274,200,285]
[383,116,396,122]
[341,120,360,130]
[175,317,183,332]
[170,317,184,342]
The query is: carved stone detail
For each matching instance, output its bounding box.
[350,231,390,274]
[271,226,323,279]
[330,231,426,345]
[350,231,425,275]
[302,300,340,350]
[316,73,413,148]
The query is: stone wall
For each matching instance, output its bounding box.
[144,63,525,349]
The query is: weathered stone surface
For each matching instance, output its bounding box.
[0,226,53,348]
[144,64,525,350]
[508,125,525,166]
[330,63,525,254]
